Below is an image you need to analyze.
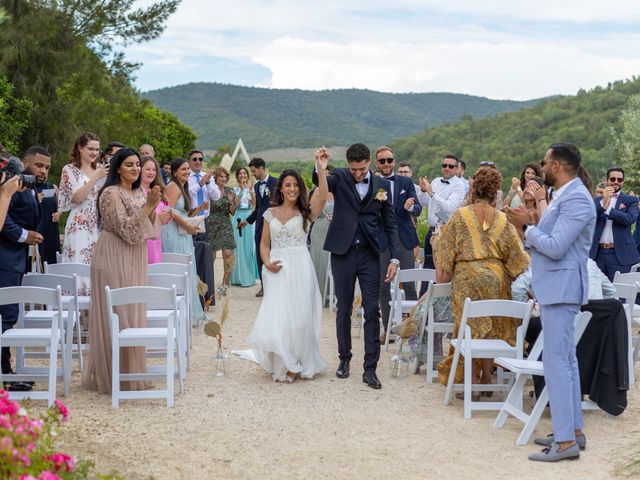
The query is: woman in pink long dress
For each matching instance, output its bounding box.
[139,155,172,263]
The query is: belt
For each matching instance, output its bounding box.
[598,243,615,249]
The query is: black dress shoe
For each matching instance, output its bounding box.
[3,381,33,392]
[362,371,382,389]
[336,359,350,379]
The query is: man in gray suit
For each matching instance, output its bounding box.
[506,143,596,462]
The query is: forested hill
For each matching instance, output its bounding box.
[142,83,541,151]
[392,78,640,183]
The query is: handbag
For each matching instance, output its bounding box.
[178,215,206,235]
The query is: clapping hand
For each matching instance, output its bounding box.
[227,189,236,202]
[419,176,433,196]
[511,177,521,191]
[504,204,530,229]
[159,208,172,225]
[146,185,162,209]
[315,146,330,171]
[526,180,546,203]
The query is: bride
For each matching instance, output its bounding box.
[245,149,329,382]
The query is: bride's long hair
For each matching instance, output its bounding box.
[273,169,312,231]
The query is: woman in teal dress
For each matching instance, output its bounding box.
[161,157,207,324]
[230,167,259,287]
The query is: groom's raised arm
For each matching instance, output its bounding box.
[312,167,338,193]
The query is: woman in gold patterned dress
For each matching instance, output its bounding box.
[433,166,530,388]
[82,148,160,395]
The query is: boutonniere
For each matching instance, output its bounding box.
[375,188,388,202]
[264,187,270,197]
[619,203,626,209]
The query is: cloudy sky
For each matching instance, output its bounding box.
[128,0,640,100]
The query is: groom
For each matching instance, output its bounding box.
[315,143,400,389]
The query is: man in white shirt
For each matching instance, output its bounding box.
[418,155,465,272]
[187,149,220,241]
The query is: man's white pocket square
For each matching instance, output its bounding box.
[400,189,406,194]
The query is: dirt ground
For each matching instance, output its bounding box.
[29,261,640,479]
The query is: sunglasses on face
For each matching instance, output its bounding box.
[441,163,457,169]
[191,157,204,162]
[377,157,394,165]
[609,177,624,183]
[479,161,495,167]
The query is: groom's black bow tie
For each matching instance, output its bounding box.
[356,178,369,185]
[385,175,395,182]
[257,180,265,186]
[440,179,450,184]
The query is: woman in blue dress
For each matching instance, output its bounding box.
[230,166,259,287]
[161,158,208,324]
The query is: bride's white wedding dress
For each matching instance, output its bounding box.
[240,208,326,381]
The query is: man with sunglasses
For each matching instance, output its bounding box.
[374,147,422,342]
[188,149,220,241]
[589,166,639,281]
[417,154,465,274]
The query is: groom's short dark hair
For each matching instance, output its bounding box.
[346,143,370,163]
[549,143,581,171]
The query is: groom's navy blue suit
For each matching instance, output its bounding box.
[318,168,400,372]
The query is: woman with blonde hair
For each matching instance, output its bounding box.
[206,166,237,285]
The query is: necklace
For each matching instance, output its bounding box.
[473,201,492,231]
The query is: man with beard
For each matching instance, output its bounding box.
[23,146,60,266]
[506,143,596,462]
[588,167,639,281]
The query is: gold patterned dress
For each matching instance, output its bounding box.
[82,186,155,394]
[434,205,530,385]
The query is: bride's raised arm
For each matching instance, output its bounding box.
[310,146,329,221]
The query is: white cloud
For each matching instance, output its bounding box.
[129,0,640,97]
[252,36,640,99]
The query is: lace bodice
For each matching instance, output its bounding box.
[264,209,308,249]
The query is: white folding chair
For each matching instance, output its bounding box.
[415,281,454,383]
[630,263,640,273]
[323,255,337,311]
[147,273,189,387]
[55,252,64,263]
[385,268,436,351]
[44,262,92,310]
[22,273,82,372]
[0,286,66,405]
[613,282,638,385]
[444,298,534,419]
[161,252,192,265]
[613,272,640,373]
[148,262,195,346]
[493,311,592,445]
[106,285,178,408]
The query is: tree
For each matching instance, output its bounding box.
[0,77,32,154]
[0,0,186,168]
[614,94,640,190]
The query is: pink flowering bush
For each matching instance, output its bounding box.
[0,390,90,479]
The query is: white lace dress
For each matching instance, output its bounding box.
[245,208,326,381]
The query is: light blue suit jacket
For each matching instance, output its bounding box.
[526,178,596,306]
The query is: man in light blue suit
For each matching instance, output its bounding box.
[506,143,596,462]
